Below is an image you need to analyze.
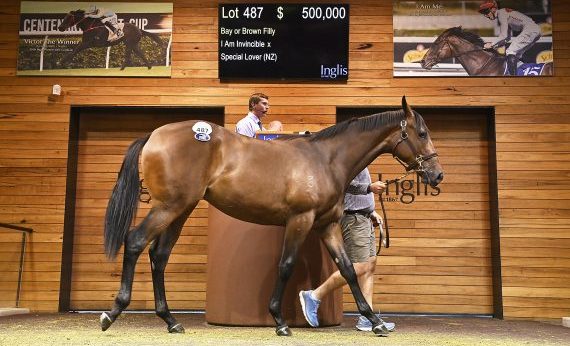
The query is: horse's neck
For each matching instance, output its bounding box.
[78,17,99,31]
[316,122,398,184]
[452,40,496,76]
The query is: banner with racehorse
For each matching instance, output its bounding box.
[17,2,173,77]
[393,0,553,77]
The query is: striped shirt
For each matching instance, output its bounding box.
[235,112,264,138]
[344,168,375,214]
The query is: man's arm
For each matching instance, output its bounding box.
[346,179,386,195]
[490,10,510,46]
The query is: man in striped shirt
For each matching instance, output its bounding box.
[299,167,395,332]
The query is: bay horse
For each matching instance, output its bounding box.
[100,96,444,337]
[420,26,553,76]
[57,10,163,70]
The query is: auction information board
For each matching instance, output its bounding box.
[218,4,349,80]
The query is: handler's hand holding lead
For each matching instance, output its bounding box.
[484,42,493,49]
[370,211,382,227]
[369,181,386,194]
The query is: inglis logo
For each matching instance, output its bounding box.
[379,173,441,204]
[320,64,348,79]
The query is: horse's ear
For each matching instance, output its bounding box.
[402,96,415,120]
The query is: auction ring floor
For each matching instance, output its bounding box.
[0,312,568,345]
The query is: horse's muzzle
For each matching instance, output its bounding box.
[420,59,433,70]
[421,169,444,187]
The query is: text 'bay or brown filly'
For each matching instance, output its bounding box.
[101,96,444,337]
[421,26,553,76]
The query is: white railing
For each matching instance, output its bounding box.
[394,62,468,76]
[394,36,553,44]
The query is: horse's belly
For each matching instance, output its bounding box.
[205,192,287,226]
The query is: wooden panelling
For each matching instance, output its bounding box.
[0,0,568,319]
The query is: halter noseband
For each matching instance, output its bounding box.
[392,119,438,174]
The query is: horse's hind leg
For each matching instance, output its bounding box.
[100,207,180,331]
[149,208,193,333]
[319,223,389,336]
[269,211,315,336]
[132,45,152,69]
[120,47,133,70]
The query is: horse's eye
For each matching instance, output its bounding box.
[419,132,427,139]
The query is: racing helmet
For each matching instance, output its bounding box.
[478,1,497,14]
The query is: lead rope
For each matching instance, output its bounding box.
[375,169,420,256]
[376,172,408,255]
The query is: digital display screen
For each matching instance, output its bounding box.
[218,4,349,80]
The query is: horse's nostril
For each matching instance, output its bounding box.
[437,172,444,182]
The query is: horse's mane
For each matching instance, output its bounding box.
[309,110,405,142]
[443,26,485,47]
[274,110,409,142]
[276,108,429,142]
[439,26,502,58]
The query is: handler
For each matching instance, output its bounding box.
[299,167,396,332]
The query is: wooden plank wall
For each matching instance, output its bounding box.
[0,0,568,320]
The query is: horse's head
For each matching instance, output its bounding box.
[58,10,85,31]
[391,96,444,187]
[420,27,458,70]
[421,27,487,70]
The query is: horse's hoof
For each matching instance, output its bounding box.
[275,325,292,336]
[168,323,185,333]
[100,312,113,331]
[372,324,389,336]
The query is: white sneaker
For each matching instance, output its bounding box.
[355,315,396,332]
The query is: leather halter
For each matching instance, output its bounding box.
[392,119,438,174]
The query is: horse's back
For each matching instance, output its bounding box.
[140,120,343,224]
[140,120,237,204]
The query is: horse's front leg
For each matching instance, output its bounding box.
[58,43,88,68]
[320,223,389,336]
[269,211,315,336]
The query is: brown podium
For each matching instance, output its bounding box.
[206,202,342,326]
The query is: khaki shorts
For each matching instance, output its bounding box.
[340,213,376,263]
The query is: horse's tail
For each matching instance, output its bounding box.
[141,30,163,47]
[104,134,151,260]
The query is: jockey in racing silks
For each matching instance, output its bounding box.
[478,0,542,76]
[85,5,124,40]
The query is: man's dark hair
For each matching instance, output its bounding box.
[249,92,269,111]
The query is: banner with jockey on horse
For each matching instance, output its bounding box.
[393,0,553,77]
[17,2,173,77]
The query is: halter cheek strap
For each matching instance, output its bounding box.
[392,120,438,173]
